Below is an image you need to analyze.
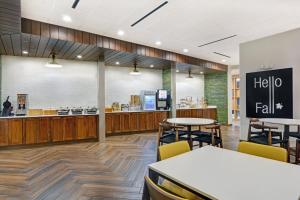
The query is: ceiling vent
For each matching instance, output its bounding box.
[131,1,168,27]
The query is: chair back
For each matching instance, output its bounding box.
[158,141,190,160]
[145,176,187,200]
[238,141,288,162]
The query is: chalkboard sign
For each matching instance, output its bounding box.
[246,68,293,118]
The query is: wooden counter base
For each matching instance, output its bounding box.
[0,115,99,148]
[105,111,168,136]
[176,108,217,120]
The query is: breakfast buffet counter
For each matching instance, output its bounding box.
[0,114,99,148]
[176,107,217,120]
[105,110,169,135]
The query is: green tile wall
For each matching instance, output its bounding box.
[204,72,228,124]
[162,68,171,90]
[0,56,2,111]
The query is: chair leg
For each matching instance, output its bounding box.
[199,142,203,148]
[296,139,300,164]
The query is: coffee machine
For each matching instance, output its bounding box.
[156,90,170,110]
[16,94,28,116]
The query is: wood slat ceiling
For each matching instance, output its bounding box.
[0,0,21,35]
[0,33,103,61]
[20,18,227,72]
[0,33,222,73]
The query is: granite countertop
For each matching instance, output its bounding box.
[0,113,99,119]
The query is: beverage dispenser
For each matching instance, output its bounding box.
[156,90,170,110]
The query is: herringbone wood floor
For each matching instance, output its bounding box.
[0,126,240,200]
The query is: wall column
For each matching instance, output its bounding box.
[97,58,106,142]
[171,62,177,118]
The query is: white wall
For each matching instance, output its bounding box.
[240,28,300,140]
[105,66,162,106]
[176,73,204,104]
[1,56,98,109]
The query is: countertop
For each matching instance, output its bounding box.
[0,113,99,119]
[105,110,170,114]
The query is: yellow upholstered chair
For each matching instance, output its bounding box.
[238,141,288,162]
[158,141,191,160]
[144,176,187,200]
[158,141,203,200]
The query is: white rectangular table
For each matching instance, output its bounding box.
[145,146,300,200]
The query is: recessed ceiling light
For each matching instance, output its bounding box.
[155,41,161,46]
[62,15,72,23]
[176,69,179,73]
[222,59,227,62]
[150,64,154,68]
[115,61,120,65]
[77,55,82,59]
[117,30,124,36]
[183,49,189,53]
[22,50,28,54]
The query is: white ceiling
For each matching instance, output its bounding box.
[21,0,300,65]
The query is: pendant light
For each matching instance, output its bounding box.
[129,61,141,75]
[45,53,62,68]
[187,69,193,78]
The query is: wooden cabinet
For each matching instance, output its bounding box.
[176,108,217,120]
[154,112,168,130]
[24,118,40,144]
[86,116,97,139]
[120,113,130,132]
[0,119,9,146]
[203,108,217,120]
[138,113,147,131]
[8,119,23,145]
[105,111,169,135]
[111,114,121,133]
[105,114,112,134]
[63,117,76,141]
[0,115,98,148]
[129,113,139,132]
[146,112,155,130]
[76,116,98,139]
[51,117,64,142]
[38,118,51,143]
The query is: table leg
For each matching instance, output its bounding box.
[142,168,159,200]
[187,125,192,149]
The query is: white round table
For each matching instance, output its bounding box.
[167,118,215,126]
[167,118,215,147]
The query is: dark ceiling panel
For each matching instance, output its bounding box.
[10,33,21,56]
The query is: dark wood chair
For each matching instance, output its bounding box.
[248,123,287,147]
[191,124,223,148]
[288,125,300,164]
[248,118,283,141]
[157,120,187,146]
